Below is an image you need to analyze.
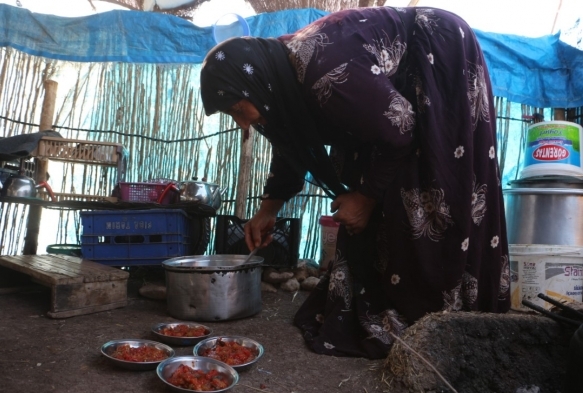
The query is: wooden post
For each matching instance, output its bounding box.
[554,108,566,121]
[567,108,576,123]
[234,126,255,219]
[23,79,58,255]
[358,0,380,6]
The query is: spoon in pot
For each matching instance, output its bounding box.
[242,230,273,264]
[242,246,259,264]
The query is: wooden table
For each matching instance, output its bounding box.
[0,254,129,318]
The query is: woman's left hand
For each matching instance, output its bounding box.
[330,191,377,235]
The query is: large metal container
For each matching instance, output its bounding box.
[504,176,583,246]
[163,255,263,321]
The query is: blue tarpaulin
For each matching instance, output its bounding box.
[0,4,582,108]
[475,30,583,109]
[0,4,326,63]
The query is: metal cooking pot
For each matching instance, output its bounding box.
[504,176,583,246]
[179,180,223,209]
[157,179,224,210]
[163,254,263,321]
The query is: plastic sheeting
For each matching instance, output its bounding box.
[476,30,583,109]
[0,4,326,64]
[0,4,582,108]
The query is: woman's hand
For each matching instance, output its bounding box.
[330,192,376,235]
[244,199,284,251]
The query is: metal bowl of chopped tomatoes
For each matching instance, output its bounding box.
[152,322,213,346]
[157,356,239,393]
[101,339,175,371]
[193,336,264,372]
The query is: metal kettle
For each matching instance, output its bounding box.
[157,178,224,210]
[0,161,56,201]
[1,173,36,198]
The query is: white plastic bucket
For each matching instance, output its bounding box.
[319,215,339,272]
[212,13,250,44]
[509,244,583,311]
[519,121,583,179]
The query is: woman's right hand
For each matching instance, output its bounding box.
[244,199,284,251]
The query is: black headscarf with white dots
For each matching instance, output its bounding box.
[200,36,347,198]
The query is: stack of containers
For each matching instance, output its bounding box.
[80,209,192,266]
[504,120,583,311]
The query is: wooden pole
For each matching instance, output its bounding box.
[234,126,254,219]
[554,108,566,121]
[23,79,58,255]
[358,0,380,7]
[567,108,576,123]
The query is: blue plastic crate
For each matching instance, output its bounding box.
[80,209,191,236]
[81,234,188,245]
[81,241,191,266]
[80,209,193,266]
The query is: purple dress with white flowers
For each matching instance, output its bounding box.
[265,7,510,359]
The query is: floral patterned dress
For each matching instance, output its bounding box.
[269,7,510,359]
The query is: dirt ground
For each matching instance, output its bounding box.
[0,265,576,393]
[0,269,387,393]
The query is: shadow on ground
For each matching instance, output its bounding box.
[0,268,384,393]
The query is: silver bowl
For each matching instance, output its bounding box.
[101,339,175,371]
[193,336,264,372]
[157,356,238,393]
[151,322,213,346]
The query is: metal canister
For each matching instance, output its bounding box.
[504,176,583,246]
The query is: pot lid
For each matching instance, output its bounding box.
[508,175,583,189]
[162,254,263,271]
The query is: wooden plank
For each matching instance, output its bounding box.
[35,255,108,281]
[0,255,128,285]
[51,280,127,315]
[0,255,76,285]
[53,255,129,281]
[18,255,94,280]
[0,255,89,284]
[37,254,119,283]
[46,300,127,319]
[0,254,129,318]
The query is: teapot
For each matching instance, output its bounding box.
[1,172,36,198]
[0,172,56,201]
[157,178,224,210]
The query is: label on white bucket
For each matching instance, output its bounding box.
[319,216,339,272]
[520,121,583,178]
[510,244,583,311]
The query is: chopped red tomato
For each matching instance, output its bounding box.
[200,339,257,366]
[160,324,208,337]
[110,344,168,362]
[168,364,230,391]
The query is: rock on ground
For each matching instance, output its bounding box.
[300,276,320,291]
[262,268,294,284]
[261,281,277,293]
[383,311,575,392]
[138,282,166,300]
[280,278,300,292]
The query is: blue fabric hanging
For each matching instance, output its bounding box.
[0,4,582,108]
